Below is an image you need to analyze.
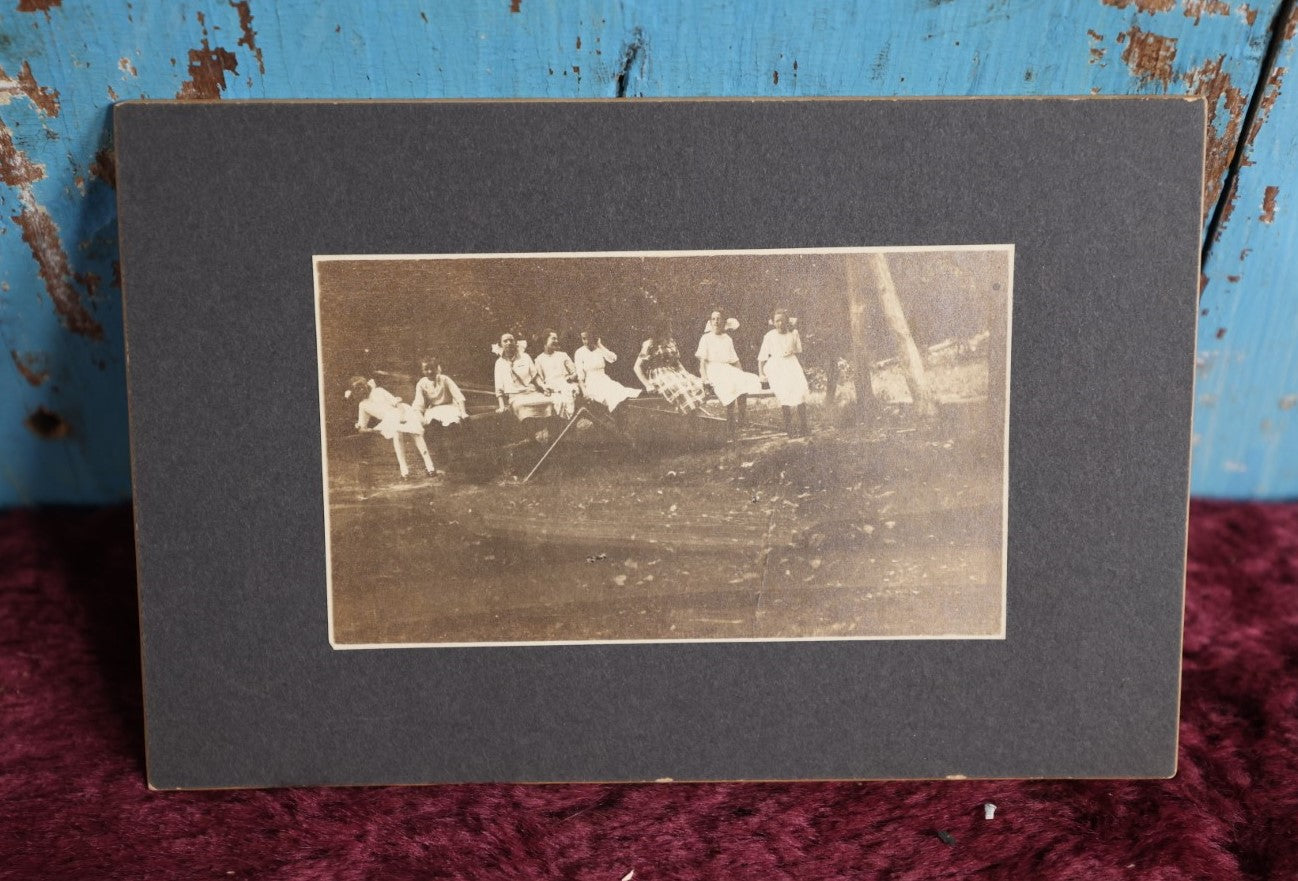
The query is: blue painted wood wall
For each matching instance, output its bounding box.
[1,0,1294,504]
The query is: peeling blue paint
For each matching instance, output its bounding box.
[0,0,1288,504]
[1194,4,1298,497]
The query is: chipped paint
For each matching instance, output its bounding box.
[9,351,49,387]
[178,44,239,99]
[1184,55,1248,215]
[17,62,59,117]
[89,147,115,188]
[0,61,61,117]
[0,0,1289,504]
[1117,25,1178,87]
[1243,66,1287,155]
[1,118,103,339]
[24,407,70,440]
[1260,184,1278,221]
[1100,0,1175,12]
[0,123,46,187]
[74,271,101,300]
[230,1,266,76]
[1088,29,1107,63]
[177,14,240,99]
[14,205,104,340]
[1184,0,1234,23]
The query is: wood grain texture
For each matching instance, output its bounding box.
[1194,3,1298,497]
[0,0,1287,504]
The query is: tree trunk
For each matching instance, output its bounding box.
[842,255,877,421]
[867,252,935,416]
[985,280,1008,435]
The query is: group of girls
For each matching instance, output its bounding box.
[347,306,811,481]
[633,307,811,438]
[493,329,642,422]
[347,356,467,480]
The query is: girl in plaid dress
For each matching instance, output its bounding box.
[634,325,707,416]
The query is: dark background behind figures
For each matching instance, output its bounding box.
[316,249,1008,432]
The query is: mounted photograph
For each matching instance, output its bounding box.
[314,245,1012,646]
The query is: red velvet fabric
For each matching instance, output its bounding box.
[2,502,1295,880]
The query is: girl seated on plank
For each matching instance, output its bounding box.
[574,329,641,414]
[493,332,554,420]
[695,308,763,438]
[534,330,580,420]
[413,356,468,428]
[634,323,707,417]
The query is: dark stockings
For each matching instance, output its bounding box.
[725,395,749,437]
[782,404,809,438]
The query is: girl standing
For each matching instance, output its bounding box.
[758,309,811,437]
[349,376,437,478]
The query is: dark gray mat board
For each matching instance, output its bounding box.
[116,98,1201,788]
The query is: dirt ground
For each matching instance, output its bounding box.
[325,390,1005,645]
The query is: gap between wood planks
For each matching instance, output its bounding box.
[615,27,646,98]
[1201,0,1298,278]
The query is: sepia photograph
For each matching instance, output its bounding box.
[314,246,1012,646]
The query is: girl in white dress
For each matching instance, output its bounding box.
[348,376,436,479]
[493,332,554,421]
[573,330,640,413]
[757,309,811,437]
[695,308,763,437]
[413,357,468,428]
[534,330,579,420]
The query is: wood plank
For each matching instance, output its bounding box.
[0,0,1283,503]
[1195,4,1298,497]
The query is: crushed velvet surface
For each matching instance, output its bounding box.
[1,502,1294,879]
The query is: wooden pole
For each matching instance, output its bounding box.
[867,252,935,416]
[522,407,587,483]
